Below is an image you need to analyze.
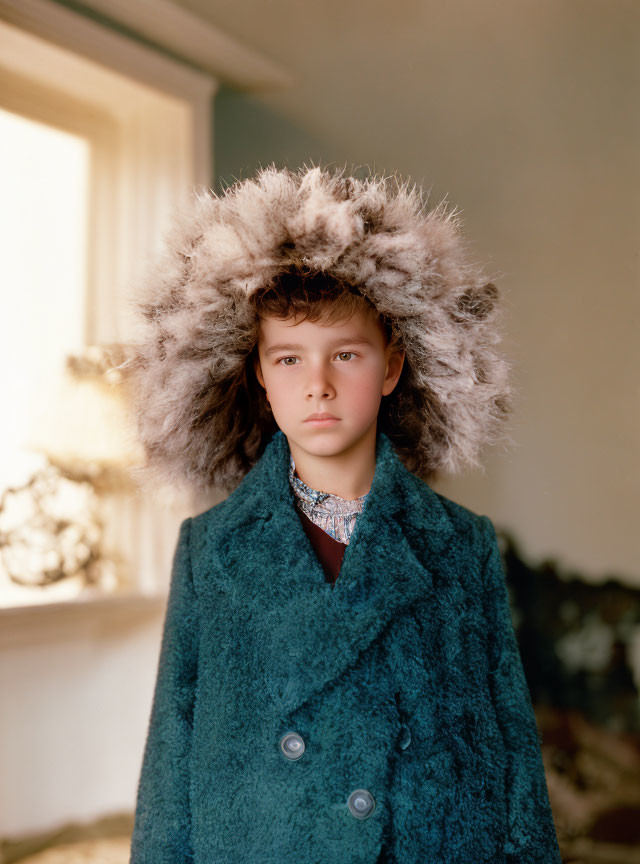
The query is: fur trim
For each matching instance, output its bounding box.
[129,164,512,492]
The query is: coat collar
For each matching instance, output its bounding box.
[206,429,456,716]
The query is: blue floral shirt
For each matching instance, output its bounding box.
[288,454,368,544]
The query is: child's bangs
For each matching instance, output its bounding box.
[251,266,392,340]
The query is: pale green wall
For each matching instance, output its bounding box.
[213,85,334,193]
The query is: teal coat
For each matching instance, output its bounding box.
[130,430,561,864]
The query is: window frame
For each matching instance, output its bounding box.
[0,0,217,615]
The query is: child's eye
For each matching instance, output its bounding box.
[337,352,355,361]
[278,356,299,366]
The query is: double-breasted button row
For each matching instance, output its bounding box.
[279,732,305,760]
[397,723,412,751]
[278,731,376,819]
[347,788,376,819]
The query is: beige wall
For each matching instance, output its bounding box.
[411,3,640,585]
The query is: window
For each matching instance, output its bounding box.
[0,7,216,609]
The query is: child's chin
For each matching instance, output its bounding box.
[289,431,369,458]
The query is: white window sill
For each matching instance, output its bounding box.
[0,590,167,648]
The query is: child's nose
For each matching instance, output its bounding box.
[305,364,336,399]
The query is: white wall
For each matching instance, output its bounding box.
[0,604,163,837]
[0,497,195,840]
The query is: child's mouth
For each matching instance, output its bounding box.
[304,416,340,426]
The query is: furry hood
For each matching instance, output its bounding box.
[129,164,512,493]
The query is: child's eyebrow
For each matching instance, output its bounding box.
[263,337,374,357]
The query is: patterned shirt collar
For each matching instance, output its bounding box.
[288,453,368,545]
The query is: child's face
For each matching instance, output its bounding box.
[254,307,405,461]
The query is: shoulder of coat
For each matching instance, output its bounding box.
[419,480,488,552]
[190,472,267,546]
[189,494,234,547]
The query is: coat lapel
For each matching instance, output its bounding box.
[207,429,456,717]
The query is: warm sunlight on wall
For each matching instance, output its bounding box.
[0,107,89,487]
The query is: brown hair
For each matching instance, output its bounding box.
[250,264,396,340]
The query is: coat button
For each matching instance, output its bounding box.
[397,723,412,750]
[279,732,305,760]
[347,788,375,819]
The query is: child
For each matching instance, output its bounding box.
[128,165,562,863]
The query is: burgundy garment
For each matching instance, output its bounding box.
[295,505,347,587]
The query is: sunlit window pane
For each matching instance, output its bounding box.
[0,107,89,485]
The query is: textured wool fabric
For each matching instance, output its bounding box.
[130,430,561,864]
